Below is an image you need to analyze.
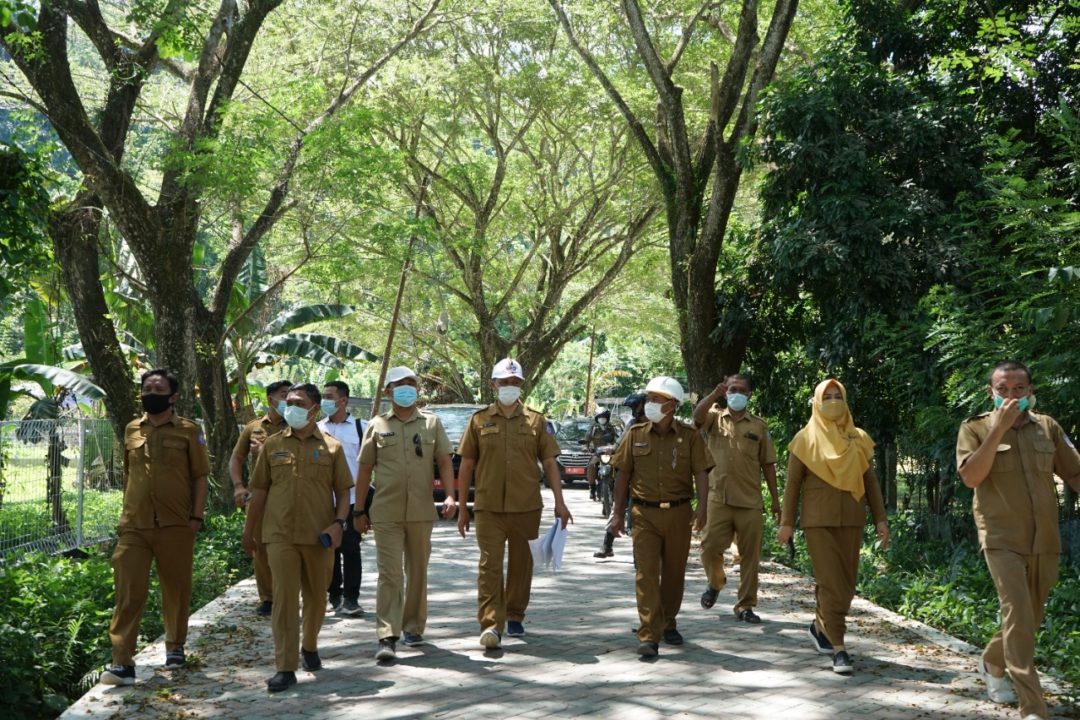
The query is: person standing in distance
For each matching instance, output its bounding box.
[593,391,648,559]
[585,408,618,501]
[456,358,573,650]
[694,374,779,623]
[957,361,1080,720]
[355,366,455,661]
[778,379,889,675]
[101,369,209,686]
[318,380,367,617]
[243,383,354,693]
[228,379,291,616]
[608,376,712,657]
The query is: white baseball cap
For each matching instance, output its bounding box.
[384,366,418,387]
[645,376,685,403]
[491,358,525,380]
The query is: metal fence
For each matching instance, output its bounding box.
[0,419,124,560]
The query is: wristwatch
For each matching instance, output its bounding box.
[335,518,348,530]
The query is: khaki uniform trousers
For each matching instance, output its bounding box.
[252,512,273,602]
[474,509,542,632]
[804,526,862,651]
[632,504,692,643]
[110,526,196,665]
[373,520,433,640]
[266,542,333,672]
[700,502,763,613]
[983,549,1058,719]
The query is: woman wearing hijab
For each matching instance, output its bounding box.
[777,379,889,675]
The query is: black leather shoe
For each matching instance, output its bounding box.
[301,649,321,671]
[662,628,684,645]
[700,586,719,609]
[736,608,762,624]
[267,671,296,692]
[593,547,613,558]
[256,600,272,617]
[637,641,659,657]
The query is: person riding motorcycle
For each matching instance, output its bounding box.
[585,407,618,501]
[593,391,647,558]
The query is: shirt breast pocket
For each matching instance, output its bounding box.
[161,437,188,463]
[990,444,1020,474]
[516,424,538,452]
[1034,439,1056,473]
[631,444,651,457]
[376,434,399,450]
[125,434,146,462]
[268,454,295,483]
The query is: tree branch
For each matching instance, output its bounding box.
[548,0,669,189]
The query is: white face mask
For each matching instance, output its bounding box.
[497,386,522,405]
[644,401,667,423]
[597,417,607,425]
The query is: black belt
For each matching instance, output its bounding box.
[631,497,692,509]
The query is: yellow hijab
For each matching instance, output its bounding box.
[788,379,875,501]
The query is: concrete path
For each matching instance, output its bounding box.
[62,487,1074,719]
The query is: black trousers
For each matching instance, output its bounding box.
[328,503,362,601]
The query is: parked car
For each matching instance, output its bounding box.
[424,403,485,503]
[551,417,596,486]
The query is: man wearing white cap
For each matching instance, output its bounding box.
[608,376,712,657]
[355,367,455,662]
[456,358,573,649]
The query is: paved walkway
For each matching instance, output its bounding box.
[63,487,1073,719]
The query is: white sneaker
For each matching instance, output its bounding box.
[1021,715,1046,720]
[977,657,1017,704]
[479,628,501,649]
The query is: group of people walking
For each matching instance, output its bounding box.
[97,360,1079,720]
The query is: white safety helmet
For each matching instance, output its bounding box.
[491,358,525,380]
[644,376,685,403]
[384,366,418,387]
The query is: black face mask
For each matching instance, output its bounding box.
[141,393,173,414]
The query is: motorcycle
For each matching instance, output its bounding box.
[596,444,616,518]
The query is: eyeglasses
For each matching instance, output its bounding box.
[412,433,423,458]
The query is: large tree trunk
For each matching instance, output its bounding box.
[50,200,139,438]
[195,319,239,510]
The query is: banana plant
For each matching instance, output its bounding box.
[226,248,379,414]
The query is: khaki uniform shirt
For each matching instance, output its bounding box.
[232,414,286,465]
[957,411,1080,554]
[700,407,777,509]
[780,454,887,529]
[458,403,560,513]
[120,414,210,530]
[359,409,452,522]
[249,426,354,545]
[611,420,713,503]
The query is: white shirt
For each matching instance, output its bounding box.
[318,413,366,505]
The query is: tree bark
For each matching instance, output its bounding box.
[551,0,800,396]
[49,200,139,437]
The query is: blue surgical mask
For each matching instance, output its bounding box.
[726,393,749,412]
[275,400,287,417]
[994,394,1032,412]
[392,386,418,407]
[284,405,312,429]
[320,399,338,416]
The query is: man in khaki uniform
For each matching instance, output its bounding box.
[229,379,291,616]
[456,358,573,650]
[101,369,209,686]
[957,361,1080,720]
[243,383,353,693]
[608,376,711,657]
[355,366,455,661]
[693,374,779,623]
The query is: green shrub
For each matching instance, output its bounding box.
[0,508,252,719]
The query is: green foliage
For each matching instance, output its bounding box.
[0,510,251,719]
[0,143,51,310]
